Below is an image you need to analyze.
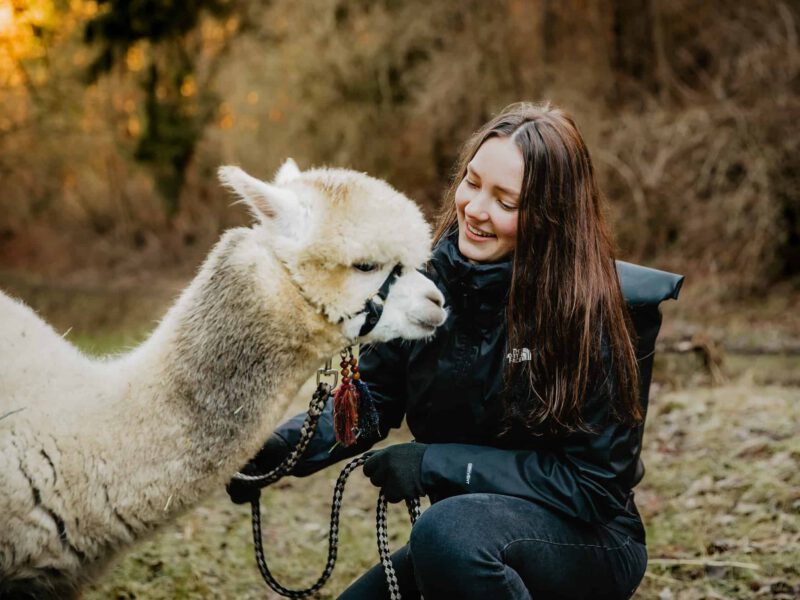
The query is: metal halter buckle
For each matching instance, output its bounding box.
[316,357,339,387]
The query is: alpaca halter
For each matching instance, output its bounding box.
[273,252,403,339]
[344,263,404,338]
[329,261,406,446]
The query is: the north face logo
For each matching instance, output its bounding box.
[506,348,531,363]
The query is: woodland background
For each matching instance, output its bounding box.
[0,1,798,598]
[1,0,798,294]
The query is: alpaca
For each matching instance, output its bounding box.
[0,159,447,598]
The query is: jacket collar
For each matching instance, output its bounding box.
[430,228,512,313]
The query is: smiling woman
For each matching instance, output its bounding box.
[233,102,685,600]
[434,102,644,438]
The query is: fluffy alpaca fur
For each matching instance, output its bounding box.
[0,160,446,598]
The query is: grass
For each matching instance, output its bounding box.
[78,356,799,599]
[636,384,799,599]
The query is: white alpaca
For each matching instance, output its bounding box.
[0,160,447,598]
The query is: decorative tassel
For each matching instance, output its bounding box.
[354,378,380,441]
[332,347,379,446]
[333,380,359,447]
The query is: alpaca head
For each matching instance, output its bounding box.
[218,160,447,343]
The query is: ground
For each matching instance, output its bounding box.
[79,380,799,600]
[1,274,797,599]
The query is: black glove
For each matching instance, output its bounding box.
[363,442,428,503]
[226,433,292,505]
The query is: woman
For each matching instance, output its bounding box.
[229,102,683,599]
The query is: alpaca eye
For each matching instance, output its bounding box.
[353,262,379,272]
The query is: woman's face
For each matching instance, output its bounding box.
[455,136,523,263]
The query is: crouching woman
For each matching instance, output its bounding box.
[229,102,677,599]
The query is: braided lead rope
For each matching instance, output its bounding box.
[250,456,421,600]
[231,382,331,486]
[250,455,367,597]
[235,380,422,598]
[376,495,422,600]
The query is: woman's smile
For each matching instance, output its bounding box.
[465,221,496,239]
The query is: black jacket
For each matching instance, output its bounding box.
[275,233,683,543]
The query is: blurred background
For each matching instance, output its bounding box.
[0,1,798,598]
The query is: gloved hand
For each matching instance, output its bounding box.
[226,433,292,505]
[363,442,428,503]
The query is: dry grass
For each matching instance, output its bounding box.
[636,384,800,599]
[79,361,799,599]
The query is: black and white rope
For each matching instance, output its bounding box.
[231,382,332,487]
[376,494,422,600]
[237,381,422,599]
[249,455,366,598]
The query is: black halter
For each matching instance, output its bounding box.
[353,264,403,337]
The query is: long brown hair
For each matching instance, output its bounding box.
[433,102,641,433]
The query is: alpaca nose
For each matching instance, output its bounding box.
[426,290,443,308]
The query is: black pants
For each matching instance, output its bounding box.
[339,494,647,599]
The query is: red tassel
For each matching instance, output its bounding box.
[333,378,359,446]
[332,347,364,447]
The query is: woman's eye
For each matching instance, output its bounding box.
[499,200,518,211]
[466,179,479,189]
[353,262,379,272]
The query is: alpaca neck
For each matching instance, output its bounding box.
[121,229,343,507]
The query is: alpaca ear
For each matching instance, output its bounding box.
[218,166,302,226]
[274,158,301,185]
